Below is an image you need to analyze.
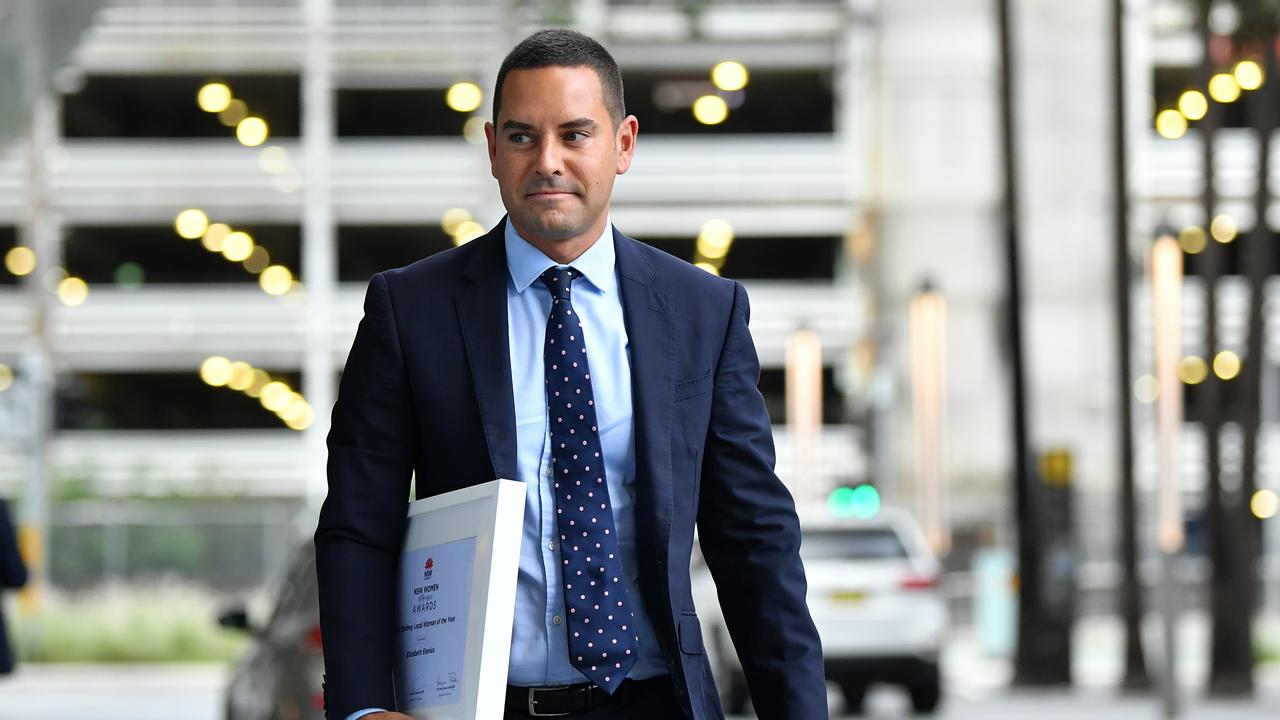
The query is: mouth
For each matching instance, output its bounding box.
[526,190,577,200]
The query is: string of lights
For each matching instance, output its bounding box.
[199,355,313,431]
[691,218,734,276]
[1155,58,1265,139]
[4,244,90,306]
[173,208,295,295]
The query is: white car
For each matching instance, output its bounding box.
[694,505,946,715]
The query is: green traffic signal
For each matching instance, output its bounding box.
[828,486,855,517]
[828,484,880,519]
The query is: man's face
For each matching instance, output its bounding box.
[486,66,638,247]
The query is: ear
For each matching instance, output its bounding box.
[485,121,498,179]
[615,115,639,175]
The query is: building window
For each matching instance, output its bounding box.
[1152,66,1248,129]
[1180,231,1280,278]
[65,225,301,285]
[626,69,834,134]
[338,225,454,281]
[57,371,304,430]
[63,75,300,138]
[0,227,16,286]
[757,366,845,425]
[640,235,839,280]
[336,88,467,137]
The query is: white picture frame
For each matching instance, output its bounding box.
[393,479,525,719]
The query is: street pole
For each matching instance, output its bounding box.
[1151,234,1184,718]
[909,281,949,555]
[1109,0,1149,690]
[1231,31,1277,698]
[785,328,823,504]
[995,0,1047,686]
[1193,4,1252,697]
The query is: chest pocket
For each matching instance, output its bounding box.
[673,370,713,403]
[678,610,705,654]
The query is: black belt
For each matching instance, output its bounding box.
[505,676,665,717]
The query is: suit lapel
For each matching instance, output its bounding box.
[614,229,674,579]
[455,221,518,481]
[455,223,673,578]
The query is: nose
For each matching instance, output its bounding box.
[534,136,563,177]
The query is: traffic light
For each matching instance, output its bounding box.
[828,484,880,519]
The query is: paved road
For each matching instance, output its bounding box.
[824,684,1280,719]
[3,662,1279,720]
[0,664,226,720]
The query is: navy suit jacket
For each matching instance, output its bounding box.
[315,220,826,719]
[0,497,27,675]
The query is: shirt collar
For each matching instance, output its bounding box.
[504,216,616,295]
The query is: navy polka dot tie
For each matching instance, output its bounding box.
[540,266,639,694]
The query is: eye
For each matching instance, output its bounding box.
[565,131,587,142]
[509,133,530,144]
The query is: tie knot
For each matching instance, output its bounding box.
[540,266,579,300]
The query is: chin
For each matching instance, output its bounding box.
[522,212,584,240]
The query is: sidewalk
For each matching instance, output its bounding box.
[0,663,228,720]
[928,614,1280,719]
[2,622,1278,720]
[944,613,1280,688]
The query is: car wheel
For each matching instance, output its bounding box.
[839,680,867,715]
[907,661,942,714]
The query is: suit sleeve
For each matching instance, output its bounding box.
[0,500,27,589]
[315,272,420,718]
[695,281,828,720]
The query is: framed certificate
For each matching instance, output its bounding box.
[394,479,525,719]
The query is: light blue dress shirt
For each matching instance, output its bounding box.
[503,218,666,687]
[346,221,665,720]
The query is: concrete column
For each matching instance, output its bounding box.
[16,0,61,618]
[302,0,335,513]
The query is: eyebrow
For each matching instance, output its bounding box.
[502,118,599,132]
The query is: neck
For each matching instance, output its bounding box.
[512,215,609,265]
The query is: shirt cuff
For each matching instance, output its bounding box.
[346,709,389,720]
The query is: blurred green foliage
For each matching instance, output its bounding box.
[13,580,251,663]
[1258,635,1279,665]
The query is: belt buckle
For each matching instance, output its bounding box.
[528,685,572,717]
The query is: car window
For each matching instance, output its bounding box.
[266,543,318,625]
[800,528,908,560]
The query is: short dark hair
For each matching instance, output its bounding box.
[493,29,626,127]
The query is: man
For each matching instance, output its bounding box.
[315,29,826,720]
[0,497,27,676]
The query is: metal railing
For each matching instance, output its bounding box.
[40,497,306,589]
[0,280,865,369]
[0,424,867,499]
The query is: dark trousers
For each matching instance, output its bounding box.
[504,675,685,720]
